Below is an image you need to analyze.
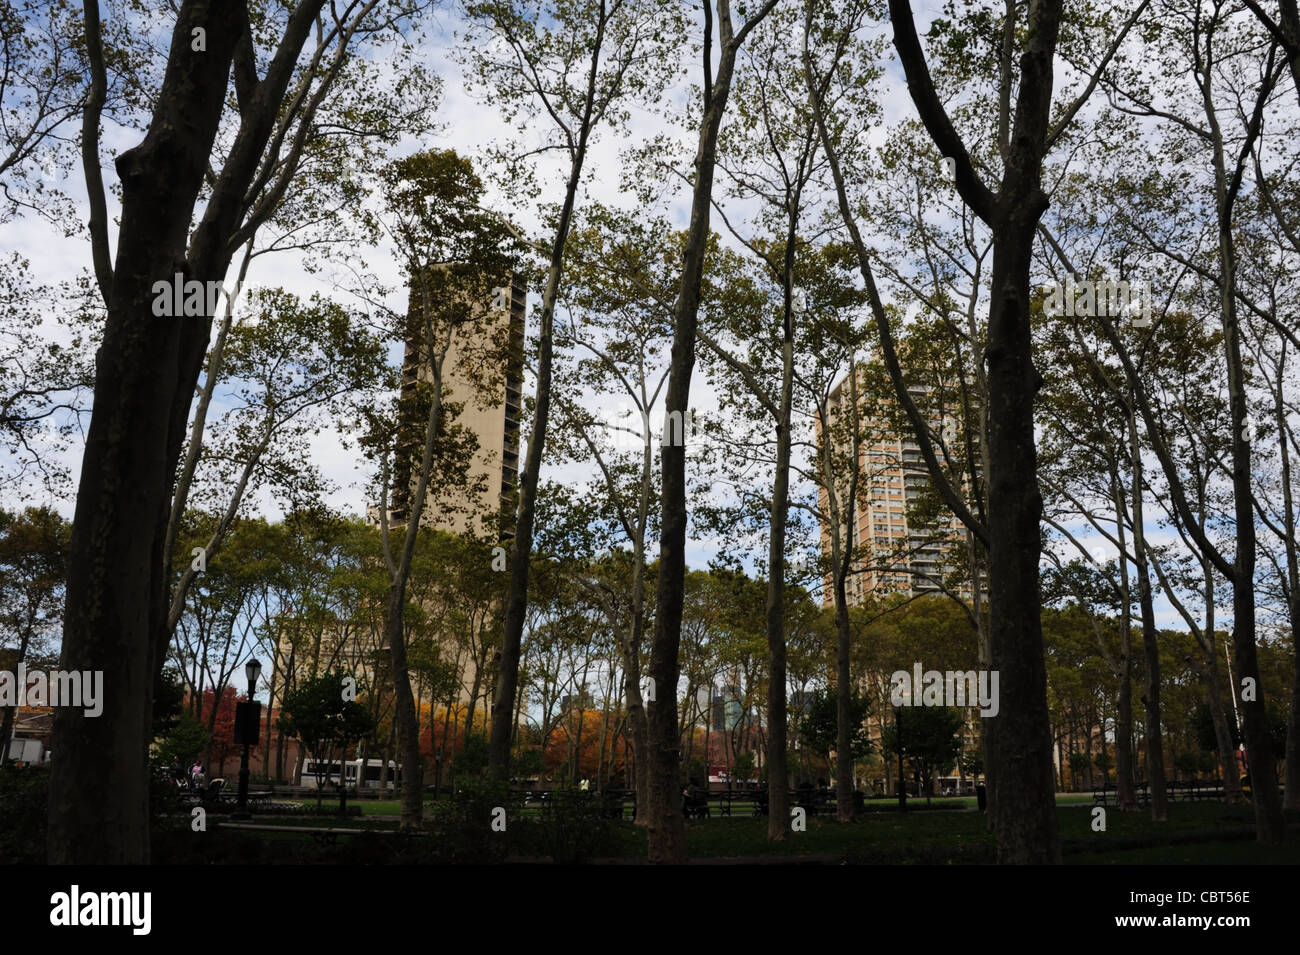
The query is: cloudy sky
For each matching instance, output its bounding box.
[0,1,1212,630]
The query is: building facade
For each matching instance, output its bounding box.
[817,365,981,606]
[385,268,526,539]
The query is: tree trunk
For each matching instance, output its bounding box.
[1219,214,1285,841]
[624,465,653,823]
[980,202,1060,863]
[1285,599,1300,811]
[833,575,854,822]
[1203,648,1240,802]
[645,5,771,863]
[819,0,1065,861]
[764,328,795,842]
[487,39,603,779]
[1112,475,1138,812]
[262,653,276,780]
[51,0,334,863]
[381,287,455,829]
[48,1,250,865]
[387,590,424,826]
[1269,353,1300,810]
[1129,409,1167,820]
[1115,642,1136,810]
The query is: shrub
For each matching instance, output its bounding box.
[0,765,48,864]
[520,789,623,864]
[424,777,521,863]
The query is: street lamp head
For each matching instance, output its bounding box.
[245,658,263,690]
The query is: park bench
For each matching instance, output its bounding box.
[1092,782,1150,807]
[601,788,633,820]
[794,786,830,816]
[716,789,756,816]
[682,789,710,819]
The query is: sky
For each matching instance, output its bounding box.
[0,0,1243,638]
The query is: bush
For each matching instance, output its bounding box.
[423,777,522,863]
[519,789,624,864]
[154,710,210,771]
[0,765,48,864]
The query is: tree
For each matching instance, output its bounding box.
[1067,752,1090,792]
[154,711,210,775]
[0,506,70,766]
[687,2,853,834]
[543,206,680,822]
[797,687,872,769]
[808,0,1149,863]
[278,671,376,813]
[53,0,435,864]
[366,149,519,827]
[1095,750,1114,783]
[883,706,964,804]
[1085,1,1290,840]
[464,0,685,781]
[645,0,777,866]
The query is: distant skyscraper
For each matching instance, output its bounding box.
[817,364,980,606]
[385,269,526,539]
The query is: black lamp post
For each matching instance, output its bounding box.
[232,657,263,820]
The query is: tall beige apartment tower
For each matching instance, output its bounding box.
[385,269,526,538]
[817,365,979,606]
[269,269,526,776]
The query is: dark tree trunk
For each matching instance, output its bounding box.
[1123,403,1167,820]
[262,655,276,780]
[1115,640,1136,810]
[1219,206,1285,840]
[624,650,651,824]
[48,0,248,866]
[1204,649,1241,802]
[1286,599,1300,811]
[1112,475,1138,812]
[487,18,606,780]
[50,0,330,863]
[834,574,854,822]
[387,592,424,827]
[1268,353,1300,810]
[644,3,772,863]
[864,0,1066,862]
[764,334,794,842]
[980,205,1061,863]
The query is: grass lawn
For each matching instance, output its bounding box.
[220,797,1300,864]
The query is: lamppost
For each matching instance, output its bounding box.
[232,657,263,820]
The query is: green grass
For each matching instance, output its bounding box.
[183,799,1300,864]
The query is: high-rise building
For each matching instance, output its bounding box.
[817,365,980,606]
[385,270,526,538]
